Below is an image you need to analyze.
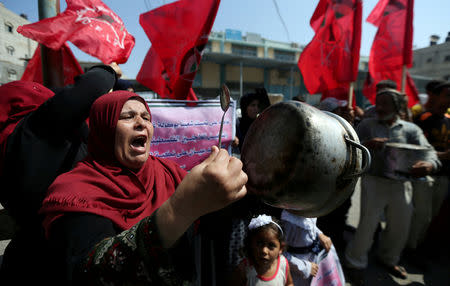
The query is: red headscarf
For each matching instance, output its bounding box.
[40,91,186,234]
[0,81,54,174]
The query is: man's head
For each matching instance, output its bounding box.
[425,80,445,95]
[318,97,348,113]
[376,79,398,93]
[375,88,404,123]
[427,81,450,115]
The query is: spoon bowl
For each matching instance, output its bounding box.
[218,84,231,147]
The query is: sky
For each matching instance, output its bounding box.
[3,0,450,79]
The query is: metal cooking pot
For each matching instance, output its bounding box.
[383,142,433,180]
[241,101,371,217]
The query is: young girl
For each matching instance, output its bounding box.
[281,209,343,286]
[230,214,294,286]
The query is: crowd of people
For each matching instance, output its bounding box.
[306,81,449,285]
[0,66,448,286]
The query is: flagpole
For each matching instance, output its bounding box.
[348,82,354,107]
[401,65,407,93]
[38,0,64,88]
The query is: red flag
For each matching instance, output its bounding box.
[136,48,199,101]
[137,0,220,100]
[17,0,134,64]
[364,0,418,106]
[137,48,170,97]
[367,0,414,71]
[298,0,362,95]
[21,43,83,86]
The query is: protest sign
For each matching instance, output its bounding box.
[146,99,236,171]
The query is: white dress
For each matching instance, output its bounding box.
[281,210,322,286]
[245,255,289,286]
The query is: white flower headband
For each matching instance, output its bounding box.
[248,214,283,236]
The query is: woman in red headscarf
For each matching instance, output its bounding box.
[39,91,248,285]
[0,64,119,283]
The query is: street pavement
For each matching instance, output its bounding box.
[1,185,449,285]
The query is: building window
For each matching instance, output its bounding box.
[231,44,257,57]
[7,69,17,80]
[445,55,450,62]
[426,57,432,63]
[5,22,13,33]
[6,46,14,56]
[274,50,295,61]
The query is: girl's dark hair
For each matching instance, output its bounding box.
[243,216,286,261]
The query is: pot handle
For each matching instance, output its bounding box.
[344,135,372,178]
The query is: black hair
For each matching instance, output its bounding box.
[239,88,271,119]
[433,81,450,95]
[425,80,445,94]
[243,216,286,262]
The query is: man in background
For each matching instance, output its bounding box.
[409,81,450,265]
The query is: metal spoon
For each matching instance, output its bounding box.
[218,84,231,148]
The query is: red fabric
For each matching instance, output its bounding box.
[298,0,362,95]
[137,0,220,100]
[17,0,134,64]
[137,48,170,98]
[40,91,187,233]
[310,0,329,32]
[367,0,414,71]
[364,0,418,107]
[21,43,83,85]
[136,48,198,101]
[0,81,54,175]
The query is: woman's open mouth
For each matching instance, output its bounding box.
[130,135,148,153]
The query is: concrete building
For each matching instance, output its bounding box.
[193,29,304,103]
[410,33,450,81]
[0,2,37,85]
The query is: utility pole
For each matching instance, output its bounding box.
[38,0,64,88]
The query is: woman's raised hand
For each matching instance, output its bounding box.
[175,146,248,219]
[155,146,248,248]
